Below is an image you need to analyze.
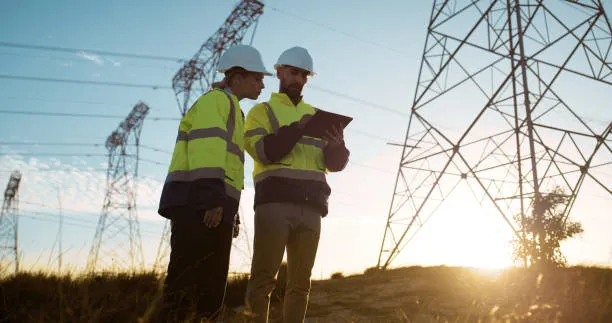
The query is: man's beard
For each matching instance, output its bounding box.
[281,84,303,98]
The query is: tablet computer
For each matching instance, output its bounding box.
[302,109,353,139]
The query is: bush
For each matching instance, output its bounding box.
[330,272,344,279]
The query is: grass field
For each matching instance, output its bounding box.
[1,265,610,322]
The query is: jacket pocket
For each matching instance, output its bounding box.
[272,149,294,166]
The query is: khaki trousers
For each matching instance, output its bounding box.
[246,202,322,323]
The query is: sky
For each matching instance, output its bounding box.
[0,0,611,278]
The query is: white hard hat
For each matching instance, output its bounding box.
[274,46,315,76]
[217,44,272,76]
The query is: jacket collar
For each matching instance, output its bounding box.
[271,92,303,106]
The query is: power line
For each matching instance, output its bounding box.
[1,152,113,157]
[0,117,397,146]
[347,128,397,142]
[3,95,162,111]
[0,41,185,63]
[19,213,96,230]
[267,6,406,55]
[0,110,123,119]
[140,144,172,155]
[0,51,177,71]
[0,141,173,156]
[20,201,160,228]
[4,95,123,106]
[0,168,107,172]
[0,109,179,121]
[1,78,406,120]
[22,208,104,227]
[140,158,168,166]
[1,100,406,146]
[1,69,406,119]
[22,201,94,216]
[0,108,401,143]
[0,74,172,90]
[308,84,409,117]
[0,40,403,117]
[20,212,160,239]
[0,141,105,147]
[0,109,402,141]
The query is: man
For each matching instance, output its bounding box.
[244,46,350,323]
[157,44,272,321]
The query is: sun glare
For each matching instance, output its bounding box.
[397,187,516,270]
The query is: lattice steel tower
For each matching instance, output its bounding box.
[172,0,264,116]
[0,171,22,274]
[378,0,611,269]
[88,102,150,272]
[154,0,264,271]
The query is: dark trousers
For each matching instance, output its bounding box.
[158,212,233,322]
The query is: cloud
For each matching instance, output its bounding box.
[0,152,163,222]
[77,51,104,65]
[0,152,169,272]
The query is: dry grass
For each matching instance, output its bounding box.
[307,266,612,322]
[0,270,160,322]
[0,265,610,322]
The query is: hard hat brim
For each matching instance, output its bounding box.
[274,64,316,76]
[217,68,273,76]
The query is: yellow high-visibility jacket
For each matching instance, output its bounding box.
[244,92,349,215]
[158,89,244,222]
